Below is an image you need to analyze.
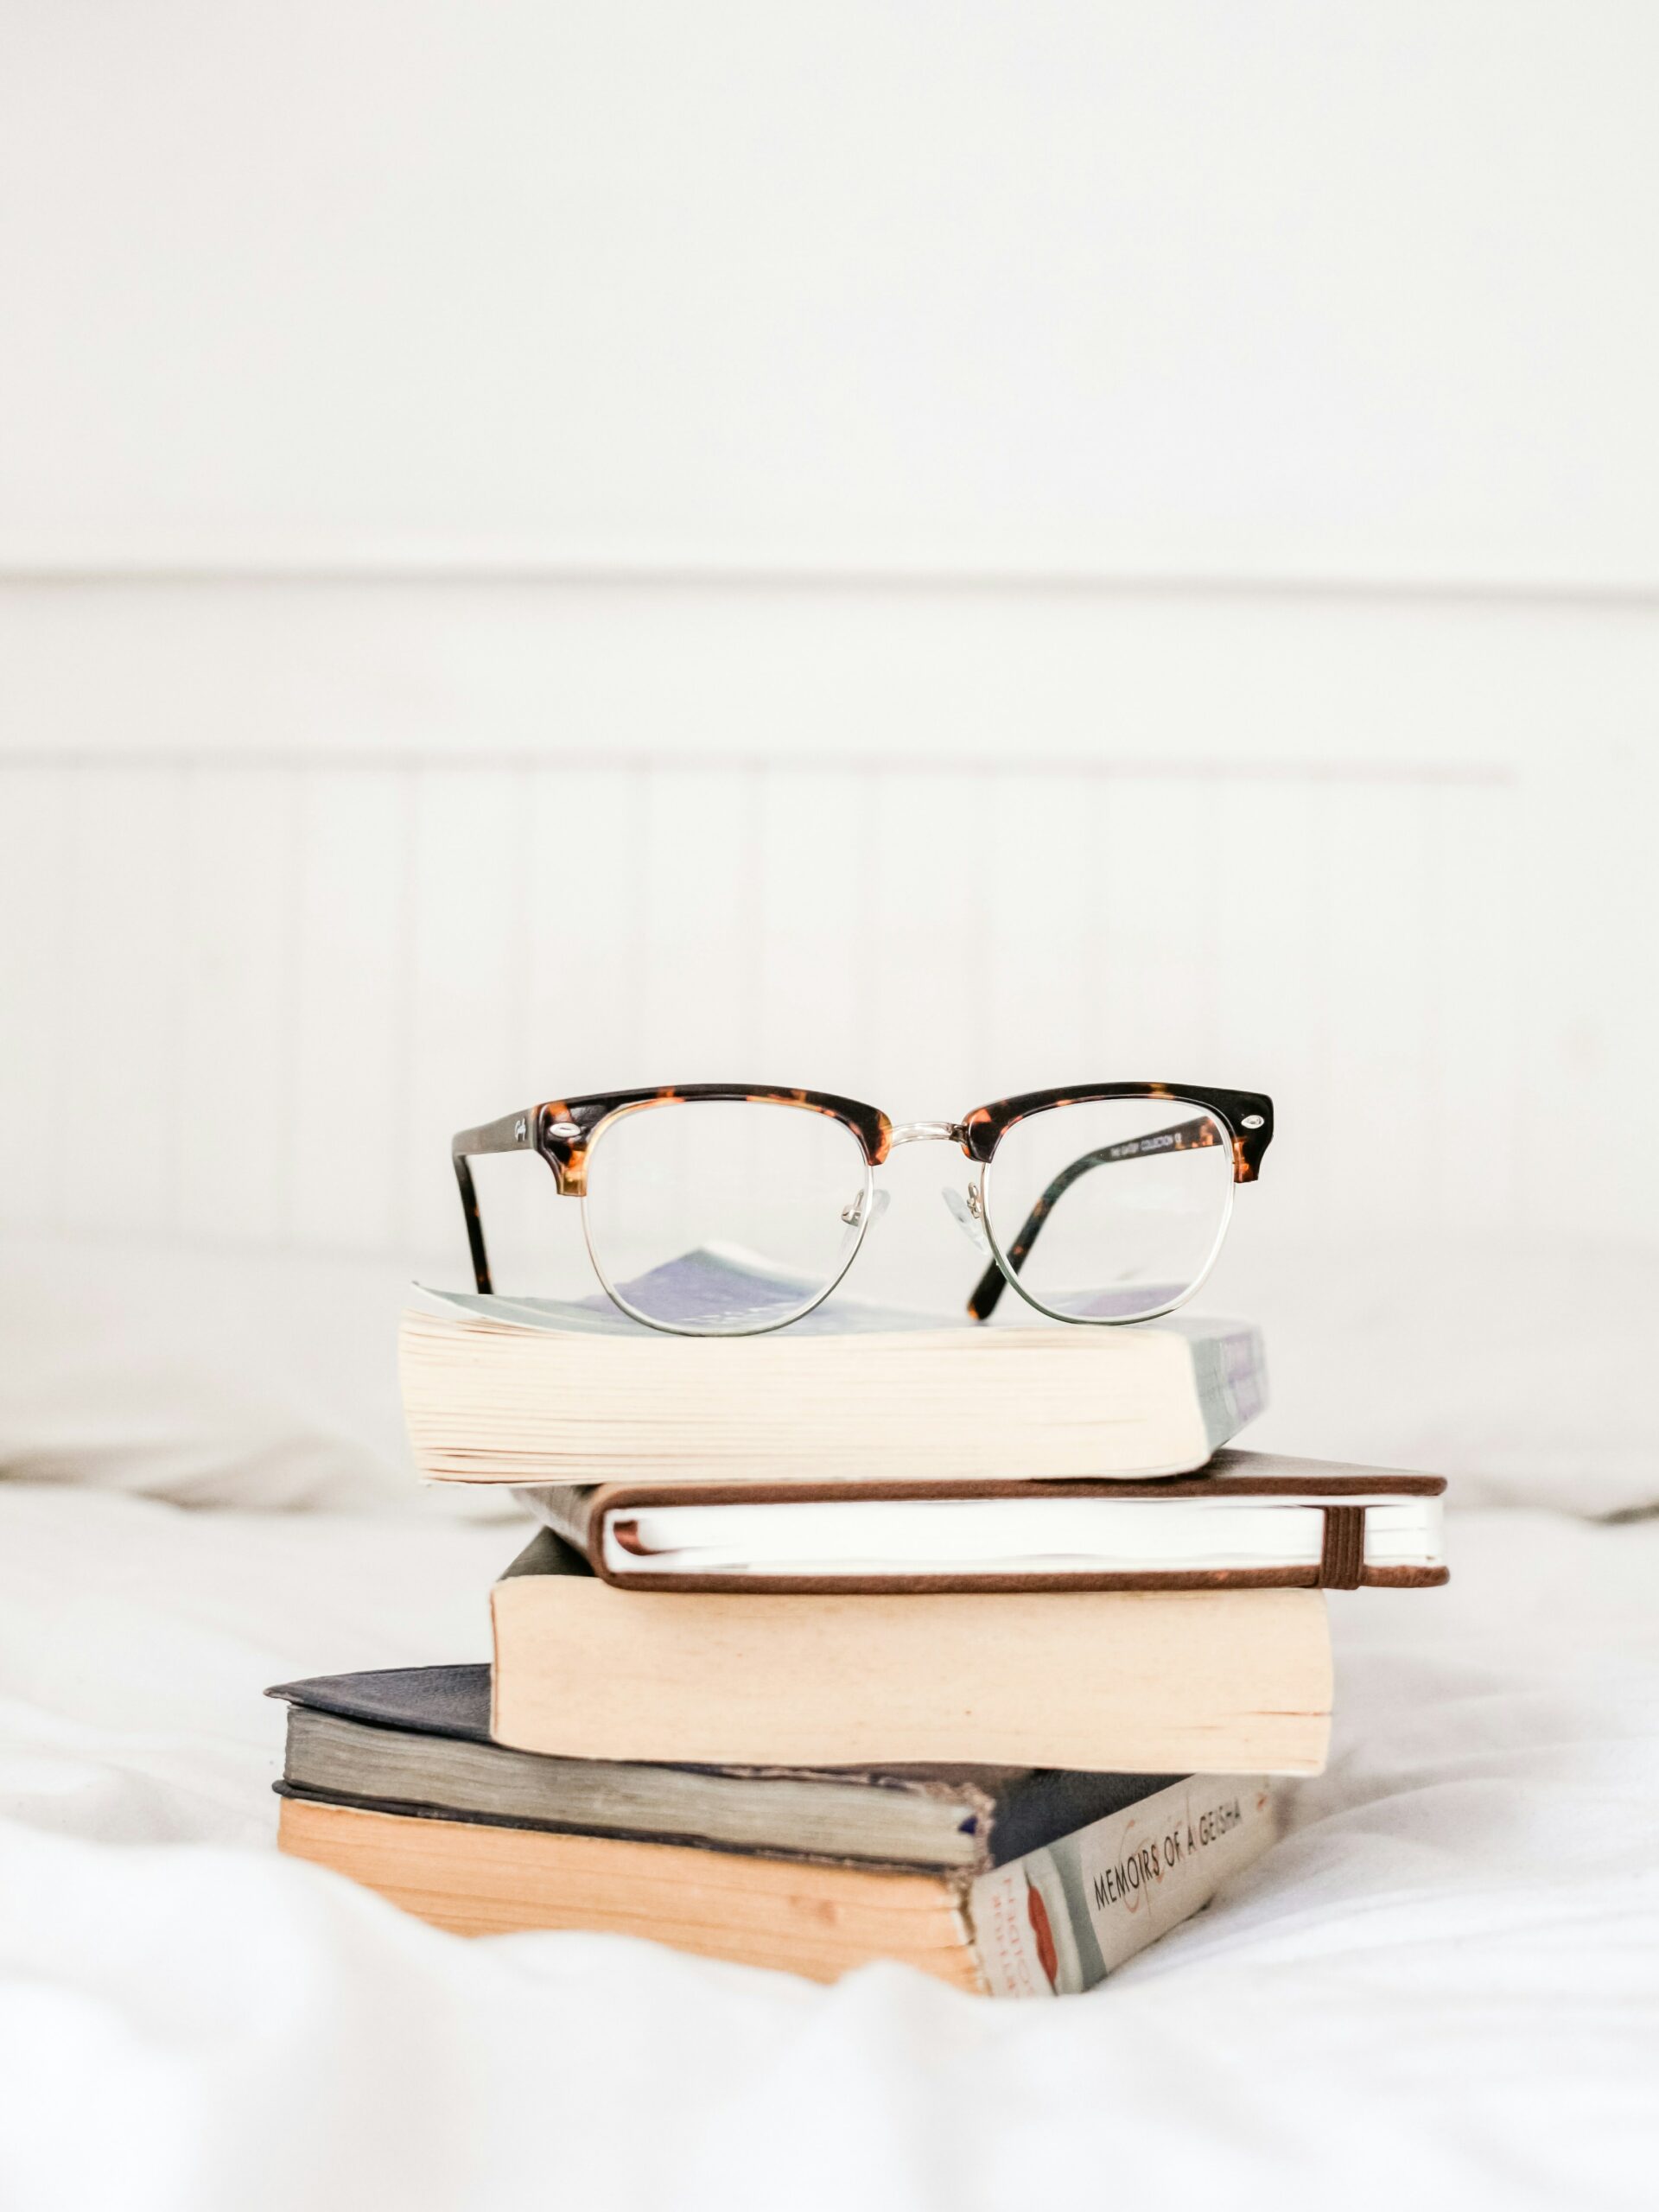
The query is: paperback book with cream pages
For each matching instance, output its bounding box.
[400,1253,1265,1488]
[487,1529,1332,1772]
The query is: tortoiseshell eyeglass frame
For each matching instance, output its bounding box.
[452,1081,1273,1333]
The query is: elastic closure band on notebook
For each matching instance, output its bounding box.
[1319,1506,1366,1589]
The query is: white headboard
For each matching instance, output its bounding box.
[10,567,1638,1268]
[4,10,1656,1276]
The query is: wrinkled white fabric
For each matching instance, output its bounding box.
[0,1235,417,1510]
[0,1484,1656,2210]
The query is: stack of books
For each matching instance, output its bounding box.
[273,1264,1446,1996]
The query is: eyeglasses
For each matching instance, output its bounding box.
[452,1083,1273,1337]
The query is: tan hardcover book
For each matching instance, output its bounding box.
[278,1770,1281,1995]
[489,1532,1332,1772]
[518,1449,1448,1593]
[398,1290,1265,1489]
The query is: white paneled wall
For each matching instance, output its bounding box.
[0,745,1527,1274]
[3,5,1656,1287]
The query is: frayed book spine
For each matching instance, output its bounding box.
[968,1776,1277,1996]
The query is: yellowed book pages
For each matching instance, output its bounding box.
[278,1796,980,1989]
[490,1579,1331,1772]
[280,1771,1287,1995]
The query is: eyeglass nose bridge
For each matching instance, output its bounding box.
[886,1120,968,1150]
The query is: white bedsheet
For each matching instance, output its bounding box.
[1,1483,1656,2211]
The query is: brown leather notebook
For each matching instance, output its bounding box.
[517,1448,1447,1595]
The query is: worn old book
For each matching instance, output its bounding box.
[488,1529,1332,1772]
[516,1448,1448,1593]
[269,1662,1205,1869]
[398,1257,1266,1489]
[274,1734,1279,1995]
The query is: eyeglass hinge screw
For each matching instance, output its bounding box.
[544,1121,582,1141]
[1241,1114,1265,1129]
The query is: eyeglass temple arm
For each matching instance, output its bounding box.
[965,1116,1224,1322]
[451,1111,544,1296]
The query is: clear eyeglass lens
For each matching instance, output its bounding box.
[982,1096,1235,1322]
[581,1098,871,1333]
